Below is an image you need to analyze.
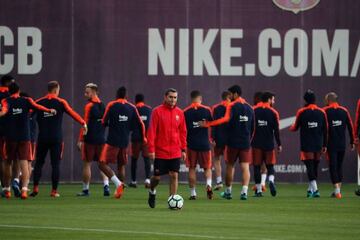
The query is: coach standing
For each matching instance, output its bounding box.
[147,88,187,208]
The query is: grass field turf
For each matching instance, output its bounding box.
[0,183,359,240]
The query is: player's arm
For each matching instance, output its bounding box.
[28,97,55,114]
[0,99,8,117]
[78,103,92,149]
[201,104,232,127]
[147,109,159,160]
[250,107,255,140]
[179,111,187,161]
[344,108,355,150]
[273,110,282,152]
[134,107,147,144]
[355,99,360,142]
[290,109,302,131]
[322,110,328,153]
[60,99,87,135]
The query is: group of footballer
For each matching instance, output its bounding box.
[0,75,359,208]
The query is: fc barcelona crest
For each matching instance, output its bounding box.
[273,0,320,14]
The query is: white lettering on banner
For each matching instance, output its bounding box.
[0,26,42,75]
[148,28,359,77]
[275,164,307,173]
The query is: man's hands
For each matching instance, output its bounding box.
[181,151,187,162]
[49,109,57,115]
[350,143,355,151]
[322,147,327,153]
[149,152,155,160]
[198,120,207,128]
[82,124,88,135]
[77,141,83,151]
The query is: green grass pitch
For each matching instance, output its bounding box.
[0,183,359,240]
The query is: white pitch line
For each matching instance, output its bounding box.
[0,224,243,240]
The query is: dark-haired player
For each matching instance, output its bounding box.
[129,93,152,188]
[77,83,110,197]
[0,82,55,199]
[252,91,267,192]
[323,92,354,198]
[31,81,87,198]
[211,91,231,191]
[99,86,146,199]
[252,91,281,197]
[184,90,213,200]
[200,85,254,200]
[147,88,187,208]
[290,90,328,198]
[0,75,13,196]
[355,99,360,196]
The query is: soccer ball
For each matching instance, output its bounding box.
[167,194,184,210]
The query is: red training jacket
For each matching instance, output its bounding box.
[147,103,187,160]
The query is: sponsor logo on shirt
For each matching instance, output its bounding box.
[258,120,268,126]
[192,121,201,128]
[12,108,23,115]
[175,115,180,121]
[141,115,147,121]
[119,115,128,122]
[307,121,318,128]
[43,112,55,118]
[239,115,249,122]
[332,120,342,127]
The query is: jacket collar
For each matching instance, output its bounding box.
[90,96,101,103]
[328,102,339,108]
[116,98,127,104]
[136,102,145,107]
[45,93,58,99]
[0,87,8,93]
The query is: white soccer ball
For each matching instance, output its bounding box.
[167,194,184,210]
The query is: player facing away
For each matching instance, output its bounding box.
[252,91,268,192]
[129,93,152,188]
[290,90,328,198]
[355,99,360,196]
[147,88,187,208]
[0,82,55,199]
[0,75,13,196]
[200,85,255,200]
[76,83,110,197]
[99,86,146,199]
[183,90,213,200]
[31,81,87,198]
[211,91,231,191]
[252,92,282,197]
[323,92,355,198]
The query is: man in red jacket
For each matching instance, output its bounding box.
[147,88,187,208]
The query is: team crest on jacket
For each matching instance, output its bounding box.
[175,115,179,121]
[272,0,320,14]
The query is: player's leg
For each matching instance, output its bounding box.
[334,151,345,198]
[148,159,162,208]
[18,160,29,199]
[260,162,267,192]
[130,142,139,188]
[78,161,91,196]
[187,149,197,199]
[240,162,250,200]
[169,171,178,196]
[49,142,62,197]
[143,144,151,188]
[77,143,91,196]
[98,144,124,198]
[311,158,320,197]
[221,147,236,199]
[117,147,128,183]
[252,148,263,196]
[266,150,277,197]
[2,159,12,198]
[100,171,110,196]
[213,146,223,190]
[31,142,49,196]
[11,159,21,197]
[328,151,339,197]
[188,167,197,199]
